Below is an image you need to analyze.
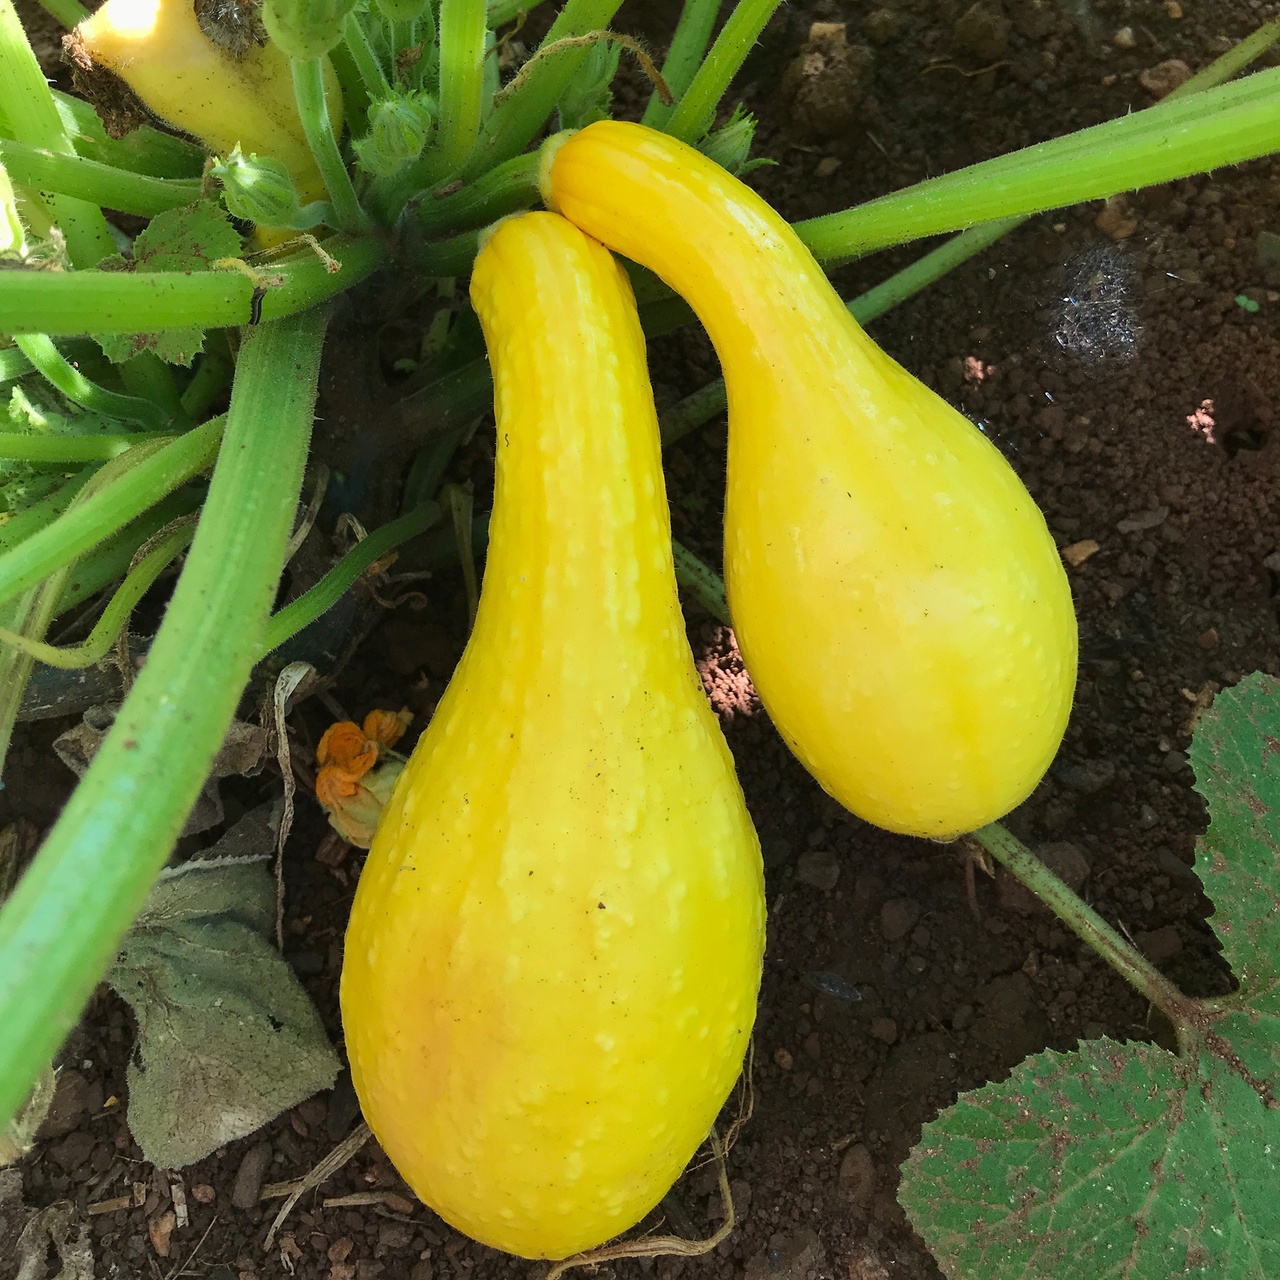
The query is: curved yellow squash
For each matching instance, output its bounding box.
[76,0,340,215]
[544,121,1077,840]
[341,212,765,1260]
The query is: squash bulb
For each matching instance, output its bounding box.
[543,121,1078,840]
[340,212,765,1260]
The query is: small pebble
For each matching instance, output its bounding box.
[1140,58,1192,98]
[880,897,921,941]
[1061,539,1100,567]
[797,848,841,892]
[231,1142,272,1210]
[774,1047,794,1070]
[1112,26,1135,48]
[869,1017,898,1044]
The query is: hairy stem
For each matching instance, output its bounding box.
[293,57,370,233]
[798,68,1280,262]
[0,139,202,218]
[970,823,1199,1028]
[0,234,386,334]
[424,0,489,181]
[264,502,440,652]
[15,334,173,429]
[0,307,328,1131]
[0,0,113,266]
[0,419,221,607]
[663,0,782,143]
[0,521,194,668]
[641,0,719,130]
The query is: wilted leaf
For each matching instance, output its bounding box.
[55,709,268,837]
[108,805,339,1169]
[14,1198,93,1280]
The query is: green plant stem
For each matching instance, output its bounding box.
[0,521,195,668]
[412,149,539,235]
[0,0,113,267]
[641,0,720,130]
[35,0,87,27]
[263,502,440,652]
[0,571,70,775]
[408,227,480,275]
[0,418,222,607]
[423,0,488,182]
[373,0,621,215]
[52,486,204,616]
[0,432,164,462]
[970,823,1197,1028]
[456,0,623,181]
[120,351,192,429]
[292,57,370,233]
[797,67,1280,262]
[0,139,203,218]
[337,41,375,140]
[672,537,728,624]
[0,234,386,335]
[14,335,172,429]
[343,10,391,98]
[179,338,234,419]
[1169,17,1280,99]
[0,307,327,1132]
[664,0,782,143]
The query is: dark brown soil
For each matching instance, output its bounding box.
[7,1,1280,1279]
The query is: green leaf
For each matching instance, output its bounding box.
[902,1036,1280,1278]
[106,805,340,1169]
[93,201,244,367]
[901,671,1280,1278]
[1190,672,1280,995]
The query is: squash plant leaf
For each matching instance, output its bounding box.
[107,804,340,1169]
[93,200,243,366]
[899,670,1280,1279]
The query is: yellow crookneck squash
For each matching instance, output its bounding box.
[341,212,765,1261]
[543,121,1078,841]
[74,0,340,237]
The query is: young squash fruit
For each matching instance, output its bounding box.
[542,121,1078,841]
[340,212,765,1261]
[73,0,341,236]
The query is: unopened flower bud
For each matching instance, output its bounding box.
[211,145,302,226]
[354,93,434,177]
[262,0,357,59]
[698,106,760,175]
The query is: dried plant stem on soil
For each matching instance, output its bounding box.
[968,824,1204,1033]
[263,1122,371,1250]
[543,1128,734,1280]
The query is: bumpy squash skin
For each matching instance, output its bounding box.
[544,121,1078,840]
[77,0,341,212]
[341,213,765,1261]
